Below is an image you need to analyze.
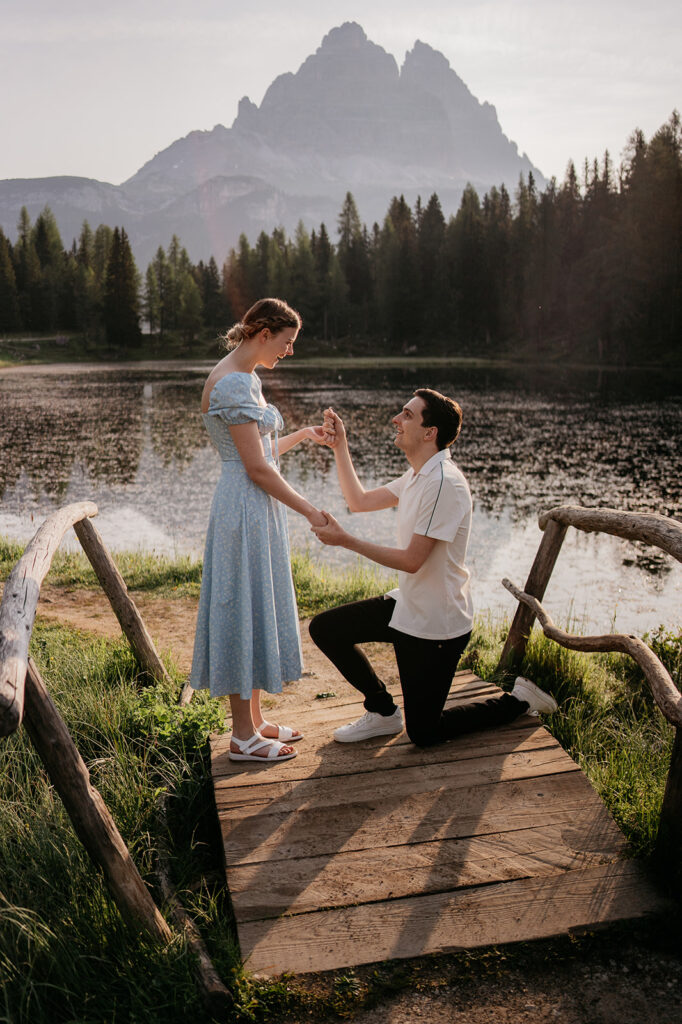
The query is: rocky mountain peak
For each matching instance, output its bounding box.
[0,23,544,266]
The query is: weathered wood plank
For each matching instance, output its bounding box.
[0,501,97,736]
[212,718,544,786]
[229,819,628,921]
[239,860,667,976]
[215,744,579,813]
[73,517,170,683]
[220,771,608,865]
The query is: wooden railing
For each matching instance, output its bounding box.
[499,505,682,878]
[0,503,171,940]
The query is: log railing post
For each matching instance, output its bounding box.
[73,518,169,683]
[656,727,682,891]
[23,658,172,943]
[497,517,568,674]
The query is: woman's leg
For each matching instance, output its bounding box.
[229,694,294,757]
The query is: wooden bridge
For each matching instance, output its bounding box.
[212,670,667,977]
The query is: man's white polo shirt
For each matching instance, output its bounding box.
[384,448,473,640]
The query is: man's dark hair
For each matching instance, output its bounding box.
[414,388,463,450]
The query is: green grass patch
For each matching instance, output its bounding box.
[291,550,395,617]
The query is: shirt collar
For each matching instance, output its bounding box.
[414,448,452,478]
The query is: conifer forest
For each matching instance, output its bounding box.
[0,113,680,365]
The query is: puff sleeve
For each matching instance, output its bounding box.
[207,373,283,432]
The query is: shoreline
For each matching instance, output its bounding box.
[2,354,682,374]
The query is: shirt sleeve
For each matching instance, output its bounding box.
[385,469,410,498]
[412,473,470,542]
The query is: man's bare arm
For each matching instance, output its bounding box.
[325,408,399,512]
[313,511,437,573]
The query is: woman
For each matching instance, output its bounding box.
[190,297,331,762]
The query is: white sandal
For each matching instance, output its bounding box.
[259,719,303,742]
[228,731,297,762]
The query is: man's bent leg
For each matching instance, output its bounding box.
[394,631,528,746]
[393,631,471,746]
[309,597,398,715]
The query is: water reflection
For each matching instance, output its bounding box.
[0,360,680,634]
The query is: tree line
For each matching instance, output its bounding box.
[1,112,679,363]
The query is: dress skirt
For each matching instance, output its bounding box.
[190,456,303,698]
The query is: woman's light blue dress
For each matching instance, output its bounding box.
[190,372,303,698]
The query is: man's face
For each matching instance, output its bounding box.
[391,396,429,453]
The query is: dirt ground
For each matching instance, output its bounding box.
[32,586,682,1024]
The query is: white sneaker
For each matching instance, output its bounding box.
[333,708,404,743]
[511,676,558,716]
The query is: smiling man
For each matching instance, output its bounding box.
[310,388,557,747]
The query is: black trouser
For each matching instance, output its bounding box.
[308,596,527,747]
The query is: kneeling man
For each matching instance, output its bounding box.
[310,388,556,746]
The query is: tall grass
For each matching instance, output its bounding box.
[0,622,231,1023]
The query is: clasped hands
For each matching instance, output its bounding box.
[303,407,344,448]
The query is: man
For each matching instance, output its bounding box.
[310,388,557,746]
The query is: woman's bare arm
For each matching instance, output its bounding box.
[229,421,327,526]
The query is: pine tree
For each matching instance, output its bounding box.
[0,229,21,331]
[103,227,141,348]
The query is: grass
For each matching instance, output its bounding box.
[0,540,680,1021]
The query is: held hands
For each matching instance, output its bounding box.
[301,407,345,449]
[311,510,346,547]
[323,407,345,449]
[302,425,332,445]
[307,508,329,529]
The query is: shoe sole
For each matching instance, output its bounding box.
[229,750,297,761]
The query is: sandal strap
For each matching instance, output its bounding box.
[230,731,291,759]
[260,719,299,742]
[230,731,266,756]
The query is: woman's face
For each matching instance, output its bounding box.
[261,327,298,368]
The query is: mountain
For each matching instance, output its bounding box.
[0,23,543,267]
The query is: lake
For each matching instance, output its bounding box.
[1,359,680,636]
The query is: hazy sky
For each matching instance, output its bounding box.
[2,0,680,186]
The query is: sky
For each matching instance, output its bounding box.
[2,0,680,187]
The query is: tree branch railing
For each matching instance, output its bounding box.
[0,503,172,942]
[498,506,682,673]
[498,504,682,882]
[0,502,169,738]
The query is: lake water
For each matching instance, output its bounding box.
[1,359,680,636]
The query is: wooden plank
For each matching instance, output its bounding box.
[215,745,579,813]
[212,718,545,785]
[228,819,628,921]
[239,860,668,976]
[219,771,609,865]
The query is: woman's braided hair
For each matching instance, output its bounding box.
[222,297,302,350]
